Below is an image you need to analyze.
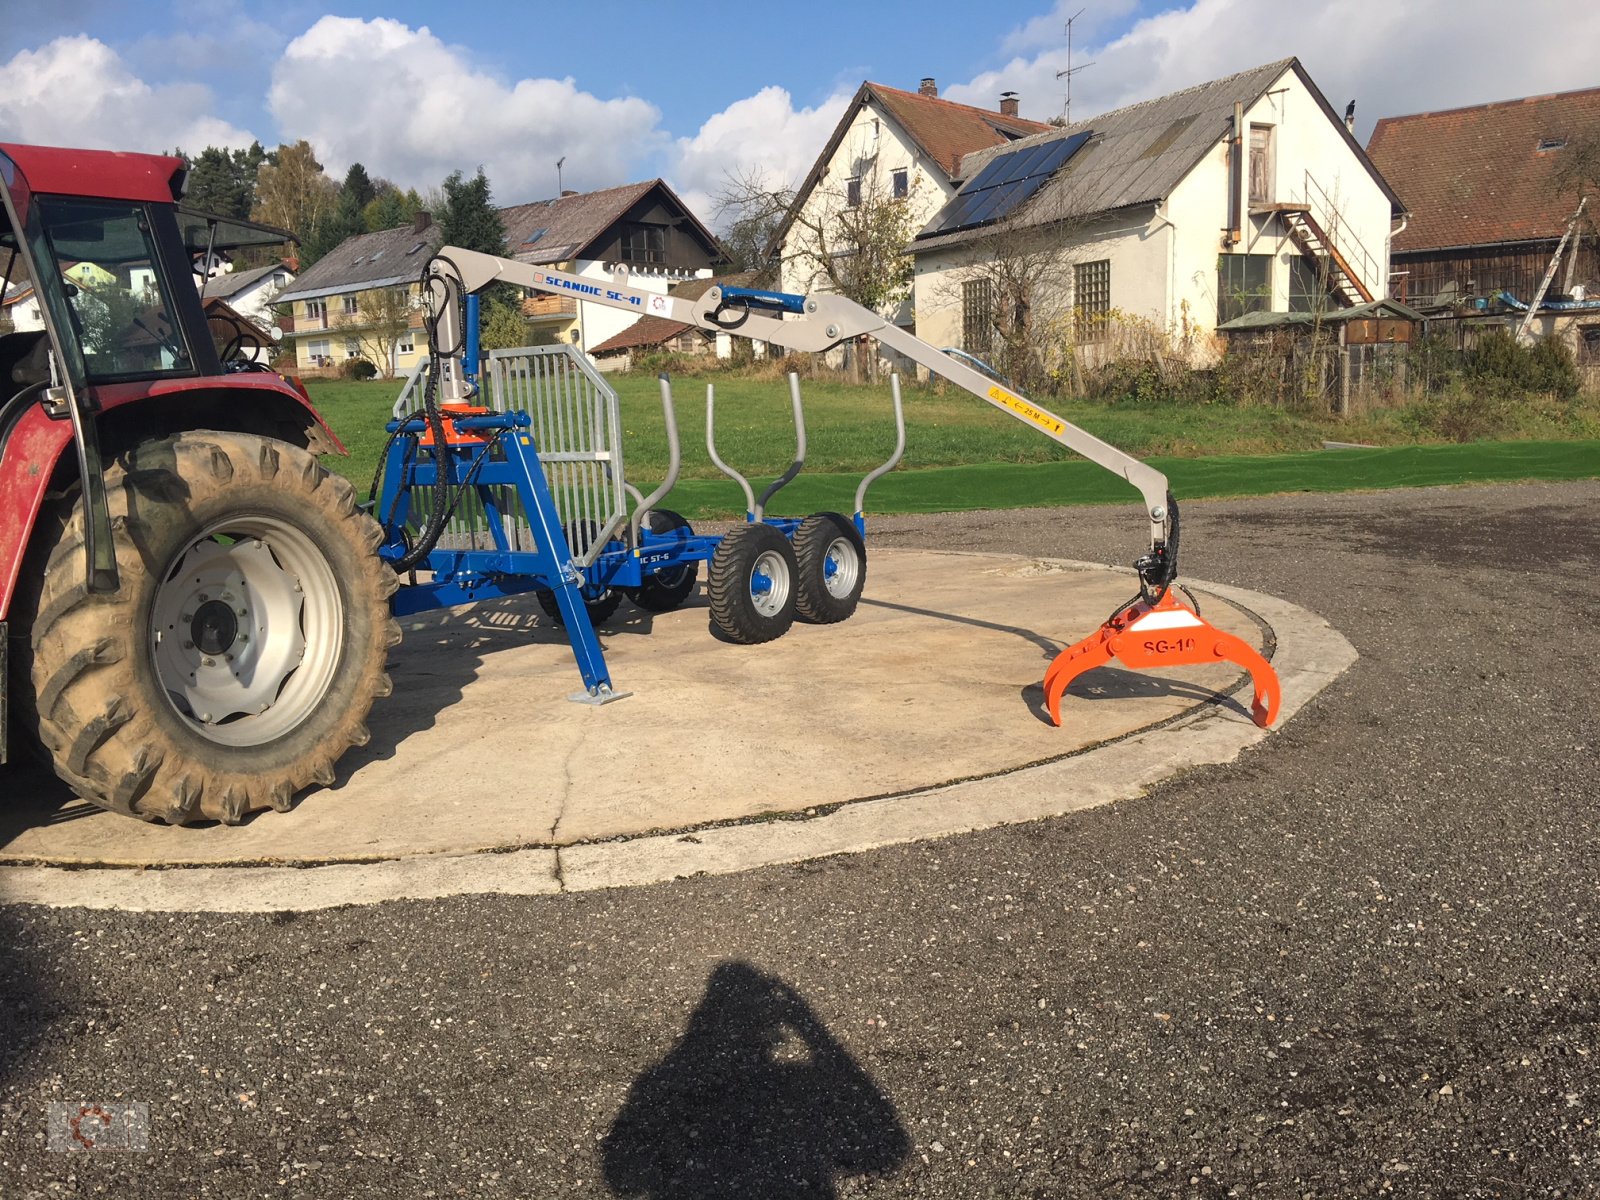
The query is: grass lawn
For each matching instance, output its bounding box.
[304,373,1600,519]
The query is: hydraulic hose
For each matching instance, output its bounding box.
[383,255,465,574]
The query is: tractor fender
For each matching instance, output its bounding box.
[0,374,345,623]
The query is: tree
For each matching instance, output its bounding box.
[764,171,919,315]
[251,141,340,266]
[712,168,790,279]
[438,168,509,254]
[184,142,270,219]
[438,168,525,349]
[304,161,380,263]
[335,286,415,379]
[1552,131,1599,290]
[932,185,1101,394]
[363,183,424,231]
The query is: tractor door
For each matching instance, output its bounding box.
[0,148,120,600]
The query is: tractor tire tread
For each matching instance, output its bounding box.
[11,430,398,825]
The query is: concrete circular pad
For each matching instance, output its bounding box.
[0,549,1356,909]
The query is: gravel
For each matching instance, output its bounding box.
[1,479,1596,1198]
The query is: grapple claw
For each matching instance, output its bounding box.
[1043,589,1281,728]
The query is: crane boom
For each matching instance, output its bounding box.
[421,247,1174,552]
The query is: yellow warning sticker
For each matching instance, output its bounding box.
[987,385,1065,436]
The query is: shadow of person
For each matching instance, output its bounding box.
[602,961,909,1199]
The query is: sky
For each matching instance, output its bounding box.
[1,0,1596,226]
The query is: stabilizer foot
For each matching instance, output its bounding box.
[1044,589,1281,728]
[567,684,633,708]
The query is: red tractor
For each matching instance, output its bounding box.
[0,144,397,823]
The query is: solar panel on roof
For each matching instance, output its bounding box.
[923,130,1093,237]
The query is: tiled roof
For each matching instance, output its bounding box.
[275,222,441,303]
[869,84,1052,176]
[500,179,721,266]
[1367,86,1600,253]
[770,83,1052,256]
[500,181,656,265]
[588,273,755,354]
[589,315,698,355]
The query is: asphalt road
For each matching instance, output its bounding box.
[2,480,1597,1198]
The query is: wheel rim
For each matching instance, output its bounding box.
[748,548,791,617]
[149,515,343,747]
[821,536,861,599]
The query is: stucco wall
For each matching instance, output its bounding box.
[1169,69,1394,338]
[779,97,950,325]
[912,210,1172,358]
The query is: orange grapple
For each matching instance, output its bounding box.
[1043,588,1281,729]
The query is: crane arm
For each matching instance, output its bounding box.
[422,247,1174,555]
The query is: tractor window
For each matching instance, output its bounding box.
[34,197,193,381]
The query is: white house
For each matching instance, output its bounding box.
[1,283,44,333]
[910,58,1407,364]
[774,78,1050,325]
[199,261,294,327]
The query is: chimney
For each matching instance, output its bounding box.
[1000,91,1020,118]
[561,189,579,197]
[919,77,938,98]
[412,210,432,233]
[1344,100,1356,133]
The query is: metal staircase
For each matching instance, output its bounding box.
[1258,170,1377,306]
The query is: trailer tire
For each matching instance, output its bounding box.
[628,509,699,613]
[793,512,866,624]
[12,431,400,825]
[536,520,624,627]
[708,523,797,645]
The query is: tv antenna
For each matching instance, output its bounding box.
[1055,9,1095,125]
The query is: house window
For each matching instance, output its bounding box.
[342,295,359,316]
[1074,259,1111,342]
[1249,125,1274,206]
[962,279,994,356]
[621,223,666,265]
[892,169,908,199]
[1579,326,1600,365]
[1218,253,1273,324]
[344,339,361,359]
[1289,257,1331,312]
[305,298,327,325]
[306,338,330,362]
[397,331,415,356]
[846,177,862,208]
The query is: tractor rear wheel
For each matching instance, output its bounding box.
[12,431,400,824]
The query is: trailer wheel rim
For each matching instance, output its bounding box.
[821,536,861,599]
[748,548,792,618]
[149,515,343,747]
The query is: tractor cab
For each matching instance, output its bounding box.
[0,144,295,393]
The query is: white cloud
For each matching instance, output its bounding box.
[669,85,853,225]
[0,36,252,152]
[947,0,1600,139]
[268,17,663,203]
